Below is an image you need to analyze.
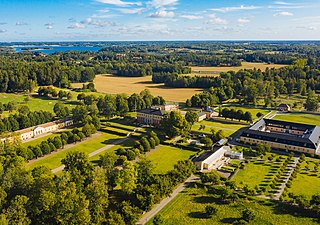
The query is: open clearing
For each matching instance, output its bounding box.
[191,62,287,76]
[72,74,203,102]
[146,186,317,225]
[146,145,196,174]
[273,113,320,126]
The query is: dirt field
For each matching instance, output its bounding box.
[191,62,287,76]
[72,74,203,102]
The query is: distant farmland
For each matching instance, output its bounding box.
[72,62,287,102]
[72,75,203,102]
[191,62,287,77]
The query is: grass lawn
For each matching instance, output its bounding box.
[192,120,246,136]
[232,162,271,189]
[146,145,196,174]
[288,173,320,198]
[273,113,320,126]
[0,93,77,116]
[23,133,60,147]
[27,132,121,170]
[146,186,318,225]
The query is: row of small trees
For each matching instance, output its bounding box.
[116,131,161,161]
[220,108,254,123]
[0,110,54,134]
[13,123,97,161]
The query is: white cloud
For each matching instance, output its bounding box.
[67,23,86,29]
[0,29,6,33]
[16,22,28,26]
[238,18,250,25]
[97,9,110,13]
[44,23,54,29]
[296,26,317,31]
[148,0,178,9]
[149,10,175,18]
[0,22,7,25]
[96,0,142,7]
[273,11,293,16]
[274,1,292,5]
[117,8,144,14]
[180,15,203,20]
[210,5,260,13]
[208,14,228,25]
[81,18,115,27]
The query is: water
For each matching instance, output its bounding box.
[15,45,103,54]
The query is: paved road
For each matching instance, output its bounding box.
[136,174,199,225]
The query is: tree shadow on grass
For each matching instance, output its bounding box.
[188,211,208,219]
[220,217,239,224]
[271,201,318,221]
[193,196,215,204]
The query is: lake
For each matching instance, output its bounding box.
[15,45,103,54]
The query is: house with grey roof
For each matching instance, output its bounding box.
[240,118,320,155]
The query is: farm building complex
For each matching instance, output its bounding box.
[240,119,320,155]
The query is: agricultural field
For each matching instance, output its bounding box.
[146,145,196,174]
[147,186,317,225]
[192,120,247,136]
[273,113,320,126]
[72,74,203,102]
[191,62,287,77]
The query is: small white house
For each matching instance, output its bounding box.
[198,112,207,122]
[195,146,232,171]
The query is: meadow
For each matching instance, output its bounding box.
[273,113,320,126]
[72,74,203,102]
[147,186,318,225]
[146,145,196,174]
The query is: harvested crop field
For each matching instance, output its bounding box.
[191,62,287,76]
[73,74,203,102]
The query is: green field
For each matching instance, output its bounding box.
[192,120,247,136]
[27,132,121,170]
[23,133,61,147]
[146,145,196,174]
[273,113,320,126]
[288,173,320,198]
[147,186,317,225]
[0,93,77,116]
[232,161,271,189]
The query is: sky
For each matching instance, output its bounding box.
[0,0,320,41]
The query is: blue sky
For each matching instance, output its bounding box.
[0,0,319,41]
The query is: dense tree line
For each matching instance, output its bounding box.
[0,57,96,92]
[0,110,53,134]
[0,144,194,224]
[183,61,320,108]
